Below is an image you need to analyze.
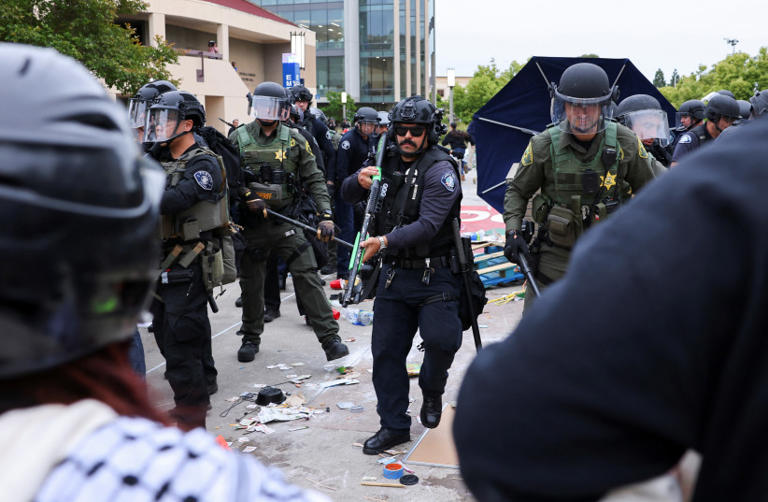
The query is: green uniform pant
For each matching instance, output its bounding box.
[239,219,339,346]
[523,242,570,313]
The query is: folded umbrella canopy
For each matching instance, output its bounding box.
[469,56,676,213]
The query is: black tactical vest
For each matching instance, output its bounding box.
[374,146,461,258]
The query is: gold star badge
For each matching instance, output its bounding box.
[274,150,286,161]
[601,172,617,190]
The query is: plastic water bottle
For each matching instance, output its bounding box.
[344,308,374,326]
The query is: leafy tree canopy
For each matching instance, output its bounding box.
[659,49,768,107]
[0,0,177,95]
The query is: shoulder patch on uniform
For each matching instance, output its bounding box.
[441,172,457,192]
[326,130,334,140]
[679,134,692,144]
[637,137,649,159]
[341,140,351,150]
[193,170,213,191]
[305,140,313,155]
[521,143,533,167]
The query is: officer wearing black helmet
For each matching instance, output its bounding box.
[127,79,177,144]
[503,62,655,309]
[0,43,327,502]
[671,93,739,165]
[341,96,462,454]
[144,90,225,429]
[614,94,672,169]
[230,81,348,363]
[333,106,379,278]
[289,85,337,190]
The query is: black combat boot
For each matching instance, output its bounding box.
[237,341,259,362]
[322,337,349,361]
[362,428,410,455]
[420,394,442,428]
[263,307,281,323]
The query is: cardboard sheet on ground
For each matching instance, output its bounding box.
[403,405,459,468]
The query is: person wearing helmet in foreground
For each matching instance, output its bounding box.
[671,93,739,165]
[716,91,768,142]
[144,90,227,430]
[503,62,656,311]
[615,94,672,171]
[0,43,326,502]
[341,96,462,455]
[230,82,347,364]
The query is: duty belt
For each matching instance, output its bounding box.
[390,255,451,269]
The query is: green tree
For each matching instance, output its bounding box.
[323,91,356,123]
[580,53,599,58]
[0,0,177,95]
[653,68,666,87]
[669,69,680,88]
[659,49,768,107]
[448,60,522,125]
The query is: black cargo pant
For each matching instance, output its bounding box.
[371,263,463,431]
[151,261,215,427]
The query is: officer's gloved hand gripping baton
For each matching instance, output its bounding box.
[264,208,354,249]
[343,134,388,307]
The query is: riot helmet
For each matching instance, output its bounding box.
[717,89,736,99]
[290,85,313,104]
[309,106,328,125]
[0,43,164,378]
[749,89,768,118]
[389,96,446,156]
[737,100,752,120]
[377,110,390,127]
[678,99,706,124]
[551,63,616,135]
[615,94,671,146]
[705,94,740,123]
[127,80,177,130]
[144,90,205,145]
[250,81,290,123]
[354,106,380,125]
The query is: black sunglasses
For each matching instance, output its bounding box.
[394,125,426,137]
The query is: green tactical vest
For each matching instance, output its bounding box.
[160,146,229,242]
[236,123,302,211]
[546,120,623,209]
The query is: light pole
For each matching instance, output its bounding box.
[447,68,456,124]
[341,91,347,123]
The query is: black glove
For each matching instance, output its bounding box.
[246,197,267,217]
[504,231,530,264]
[317,220,335,242]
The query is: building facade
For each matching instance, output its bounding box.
[117,0,317,135]
[249,0,435,106]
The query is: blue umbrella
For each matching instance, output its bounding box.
[469,56,677,213]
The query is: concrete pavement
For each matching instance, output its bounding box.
[140,169,525,501]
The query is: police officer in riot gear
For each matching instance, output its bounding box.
[145,91,226,429]
[127,79,177,144]
[749,89,768,118]
[341,96,463,454]
[333,106,379,278]
[503,62,655,310]
[290,85,337,190]
[669,99,706,153]
[672,93,740,165]
[231,82,348,363]
[615,94,672,169]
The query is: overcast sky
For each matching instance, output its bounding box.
[435,0,766,83]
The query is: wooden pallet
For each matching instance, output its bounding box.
[471,243,524,287]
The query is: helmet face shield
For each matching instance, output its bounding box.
[127,98,151,129]
[251,96,289,121]
[623,109,671,145]
[143,108,184,143]
[552,97,613,135]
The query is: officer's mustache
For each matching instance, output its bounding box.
[398,139,417,147]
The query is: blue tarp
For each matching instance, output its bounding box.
[468,56,677,213]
